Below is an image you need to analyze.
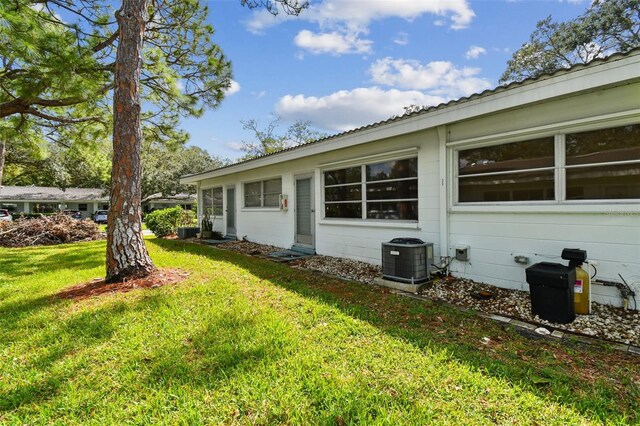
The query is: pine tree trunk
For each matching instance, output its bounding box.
[106,0,155,282]
[0,140,5,187]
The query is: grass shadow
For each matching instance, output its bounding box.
[0,242,104,284]
[150,238,640,424]
[0,302,122,412]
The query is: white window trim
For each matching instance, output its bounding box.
[322,154,419,222]
[200,186,224,218]
[318,219,421,229]
[242,176,282,209]
[451,117,640,211]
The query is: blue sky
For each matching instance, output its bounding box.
[182,0,592,161]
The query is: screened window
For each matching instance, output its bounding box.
[244,178,282,208]
[458,137,555,203]
[565,124,640,200]
[1,203,18,212]
[324,157,418,221]
[202,187,223,215]
[33,203,57,213]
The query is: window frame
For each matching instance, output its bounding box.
[322,155,419,222]
[242,177,282,209]
[562,124,640,202]
[455,135,557,205]
[201,186,224,216]
[452,120,640,208]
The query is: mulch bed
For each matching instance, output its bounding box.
[56,268,189,300]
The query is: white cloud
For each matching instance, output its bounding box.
[369,57,491,98]
[244,9,295,35]
[465,45,486,59]
[275,87,446,131]
[294,30,372,55]
[248,0,474,32]
[393,32,409,46]
[224,80,241,96]
[246,0,475,54]
[226,141,244,151]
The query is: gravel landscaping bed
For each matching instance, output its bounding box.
[216,240,639,347]
[421,278,639,346]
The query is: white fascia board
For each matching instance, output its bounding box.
[180,53,640,185]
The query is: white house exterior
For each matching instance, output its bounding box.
[0,186,195,219]
[142,193,196,213]
[181,50,640,307]
[0,186,110,219]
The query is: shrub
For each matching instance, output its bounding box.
[145,206,196,237]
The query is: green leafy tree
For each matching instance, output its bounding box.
[500,0,640,83]
[240,117,326,159]
[1,0,307,281]
[0,0,231,187]
[141,144,228,199]
[4,139,111,188]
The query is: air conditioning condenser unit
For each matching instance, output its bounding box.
[382,238,434,284]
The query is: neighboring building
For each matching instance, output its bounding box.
[142,193,196,213]
[0,186,109,219]
[0,186,195,219]
[181,49,640,307]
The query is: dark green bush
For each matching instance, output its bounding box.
[145,206,196,237]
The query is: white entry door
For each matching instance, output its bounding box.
[226,187,236,237]
[295,175,314,247]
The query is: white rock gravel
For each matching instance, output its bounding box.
[216,240,639,347]
[421,277,639,346]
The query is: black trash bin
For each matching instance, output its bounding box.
[525,262,576,324]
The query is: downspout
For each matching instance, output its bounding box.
[437,125,449,267]
[196,182,202,227]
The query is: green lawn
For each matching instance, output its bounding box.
[0,239,638,425]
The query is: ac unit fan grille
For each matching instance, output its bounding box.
[382,240,433,284]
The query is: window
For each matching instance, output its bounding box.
[458,137,555,203]
[33,203,58,213]
[244,178,281,208]
[455,123,640,204]
[324,157,418,221]
[202,187,223,215]
[78,204,88,211]
[565,124,640,200]
[1,203,18,212]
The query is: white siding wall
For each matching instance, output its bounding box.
[448,212,639,306]
[199,130,442,261]
[315,130,441,264]
[447,83,640,307]
[195,79,639,307]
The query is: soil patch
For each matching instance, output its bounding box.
[56,268,189,300]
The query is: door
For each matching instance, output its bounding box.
[295,175,314,247]
[226,187,236,236]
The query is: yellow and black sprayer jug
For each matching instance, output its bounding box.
[561,248,591,315]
